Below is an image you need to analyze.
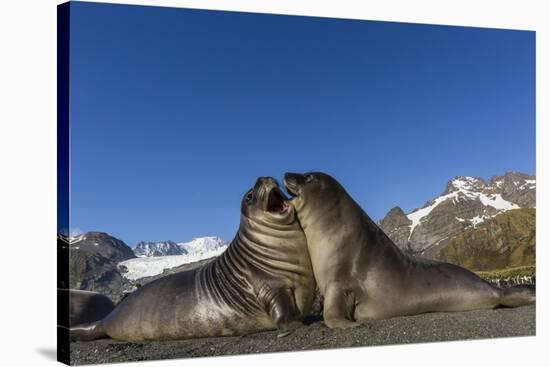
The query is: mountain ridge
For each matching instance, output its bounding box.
[379,171,535,255]
[132,236,228,258]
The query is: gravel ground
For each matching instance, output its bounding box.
[69,305,535,365]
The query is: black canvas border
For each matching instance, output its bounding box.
[57,2,71,365]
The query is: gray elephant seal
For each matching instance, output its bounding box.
[71,177,315,341]
[60,289,115,326]
[284,171,535,329]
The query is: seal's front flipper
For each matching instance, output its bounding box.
[323,282,359,329]
[264,286,304,337]
[277,330,292,338]
[276,320,303,338]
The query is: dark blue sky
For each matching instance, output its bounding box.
[69,2,535,246]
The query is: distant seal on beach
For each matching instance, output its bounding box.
[71,177,315,341]
[62,289,115,326]
[283,171,536,329]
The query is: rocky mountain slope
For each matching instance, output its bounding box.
[425,208,535,271]
[379,171,535,255]
[67,233,230,300]
[68,232,136,302]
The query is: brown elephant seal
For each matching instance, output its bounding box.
[283,171,535,329]
[59,289,115,326]
[71,177,315,341]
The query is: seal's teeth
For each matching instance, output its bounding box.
[281,202,289,213]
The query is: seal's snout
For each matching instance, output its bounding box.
[253,176,289,214]
[283,173,303,197]
[256,176,278,188]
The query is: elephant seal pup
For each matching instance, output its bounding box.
[284,171,535,329]
[71,177,315,341]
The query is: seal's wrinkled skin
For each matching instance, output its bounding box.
[71,177,315,341]
[284,171,535,329]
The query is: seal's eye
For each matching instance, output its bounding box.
[305,174,314,183]
[246,191,254,204]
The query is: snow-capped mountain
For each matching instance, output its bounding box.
[379,171,535,254]
[178,236,227,258]
[134,241,186,257]
[121,237,229,280]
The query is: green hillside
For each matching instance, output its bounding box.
[433,208,535,271]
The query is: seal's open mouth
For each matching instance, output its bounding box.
[267,187,289,214]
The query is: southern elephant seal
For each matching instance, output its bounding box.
[59,289,115,326]
[283,171,535,329]
[71,177,315,340]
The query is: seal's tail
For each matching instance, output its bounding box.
[70,320,108,341]
[498,286,536,307]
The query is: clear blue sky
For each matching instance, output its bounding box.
[69,2,535,246]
